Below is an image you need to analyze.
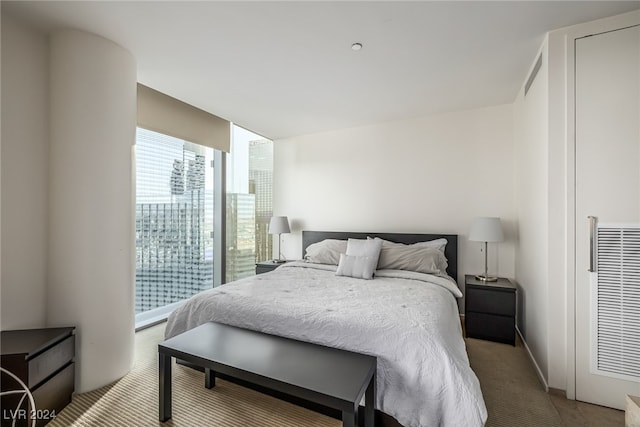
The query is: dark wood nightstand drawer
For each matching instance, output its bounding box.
[256,261,291,275]
[465,312,515,345]
[464,275,516,346]
[29,335,75,388]
[466,287,516,317]
[32,362,75,426]
[1,327,76,426]
[256,265,275,274]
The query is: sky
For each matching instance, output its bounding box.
[227,124,270,193]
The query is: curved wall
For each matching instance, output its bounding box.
[48,30,136,392]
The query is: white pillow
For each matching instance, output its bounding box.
[346,238,383,269]
[304,239,347,265]
[335,254,376,280]
[419,238,448,253]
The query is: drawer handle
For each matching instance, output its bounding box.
[588,216,597,273]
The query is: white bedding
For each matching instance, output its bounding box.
[165,261,487,427]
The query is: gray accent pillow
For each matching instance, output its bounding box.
[373,238,448,274]
[369,236,447,253]
[304,239,347,265]
[335,254,377,280]
[345,238,383,269]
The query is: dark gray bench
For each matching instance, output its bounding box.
[158,322,377,427]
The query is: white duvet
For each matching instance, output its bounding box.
[165,262,487,427]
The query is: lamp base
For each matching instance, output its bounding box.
[475,274,498,282]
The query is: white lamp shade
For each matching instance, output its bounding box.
[469,217,504,242]
[269,216,290,234]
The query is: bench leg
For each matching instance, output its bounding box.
[342,409,357,427]
[365,371,376,427]
[205,368,216,389]
[159,352,172,422]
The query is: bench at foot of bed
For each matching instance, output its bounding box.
[158,321,377,427]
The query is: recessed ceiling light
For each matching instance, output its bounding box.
[351,43,363,51]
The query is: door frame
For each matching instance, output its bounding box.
[561,11,640,400]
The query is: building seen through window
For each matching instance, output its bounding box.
[135,128,214,315]
[226,126,274,282]
[134,125,273,319]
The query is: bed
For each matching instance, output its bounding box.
[165,231,487,427]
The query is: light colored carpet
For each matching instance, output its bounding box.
[49,324,564,426]
[465,337,563,427]
[49,324,339,427]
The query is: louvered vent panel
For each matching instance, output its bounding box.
[595,227,640,381]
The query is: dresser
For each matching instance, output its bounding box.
[464,275,516,346]
[1,327,75,426]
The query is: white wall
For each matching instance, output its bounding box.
[546,9,640,397]
[1,13,136,393]
[546,29,569,393]
[274,104,516,294]
[513,10,640,395]
[47,29,136,393]
[513,39,551,386]
[1,14,49,329]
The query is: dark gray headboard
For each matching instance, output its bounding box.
[302,230,458,281]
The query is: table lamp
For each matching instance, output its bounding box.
[469,217,504,282]
[269,216,290,263]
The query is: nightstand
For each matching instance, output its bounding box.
[256,260,291,275]
[464,275,516,346]
[1,327,75,426]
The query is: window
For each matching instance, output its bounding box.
[134,124,272,325]
[135,128,215,326]
[226,125,274,282]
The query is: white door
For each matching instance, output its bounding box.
[575,25,640,409]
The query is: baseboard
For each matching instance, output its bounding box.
[516,326,549,392]
[135,300,184,330]
[135,317,167,332]
[548,387,566,398]
[627,395,640,427]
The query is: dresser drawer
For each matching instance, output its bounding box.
[466,287,516,317]
[466,312,515,345]
[1,327,75,426]
[28,335,74,389]
[32,362,74,426]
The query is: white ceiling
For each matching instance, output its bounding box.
[4,1,639,140]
